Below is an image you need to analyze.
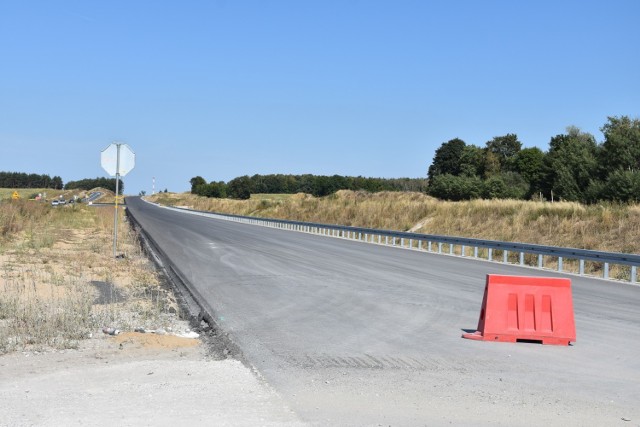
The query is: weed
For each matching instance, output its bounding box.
[0,197,184,355]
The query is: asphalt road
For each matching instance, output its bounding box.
[126,197,640,426]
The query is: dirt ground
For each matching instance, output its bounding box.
[0,325,306,427]
[0,205,305,426]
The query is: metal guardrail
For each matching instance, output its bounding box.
[154,203,640,285]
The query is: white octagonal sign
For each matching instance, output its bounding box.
[101,143,135,177]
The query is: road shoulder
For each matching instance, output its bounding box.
[0,331,306,427]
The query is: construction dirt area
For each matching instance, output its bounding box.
[0,323,305,427]
[0,202,304,426]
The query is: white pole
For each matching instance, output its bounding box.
[113,143,121,258]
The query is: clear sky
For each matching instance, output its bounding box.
[1,1,639,194]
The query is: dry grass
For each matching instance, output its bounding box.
[0,198,181,354]
[149,190,640,256]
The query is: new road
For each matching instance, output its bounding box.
[126,197,640,426]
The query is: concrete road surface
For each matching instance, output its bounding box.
[127,197,640,426]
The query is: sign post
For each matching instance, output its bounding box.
[101,143,135,258]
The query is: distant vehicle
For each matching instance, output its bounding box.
[51,200,59,206]
[68,199,75,204]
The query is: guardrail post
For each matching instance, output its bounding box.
[632,266,637,284]
[579,259,585,275]
[558,257,563,272]
[503,250,508,263]
[461,245,466,257]
[401,238,405,247]
[438,242,442,254]
[538,254,543,268]
[603,262,609,280]
[385,236,388,245]
[474,247,478,258]
[428,241,432,252]
[409,239,413,248]
[449,244,454,255]
[488,248,493,261]
[418,240,422,250]
[519,252,524,266]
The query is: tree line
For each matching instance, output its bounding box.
[1,172,123,195]
[0,171,63,189]
[427,116,640,203]
[190,174,428,199]
[65,177,123,194]
[188,115,638,203]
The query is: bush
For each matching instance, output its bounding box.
[601,170,640,202]
[480,173,528,200]
[428,174,483,200]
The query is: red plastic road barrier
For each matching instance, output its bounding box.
[462,274,576,345]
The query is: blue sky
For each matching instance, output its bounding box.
[1,1,639,194]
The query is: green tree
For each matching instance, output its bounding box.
[600,116,640,174]
[190,176,207,194]
[428,138,466,181]
[513,147,545,196]
[483,150,501,178]
[543,127,599,202]
[227,176,253,199]
[485,134,522,172]
[51,176,63,190]
[203,181,227,198]
[601,170,640,202]
[459,145,485,177]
